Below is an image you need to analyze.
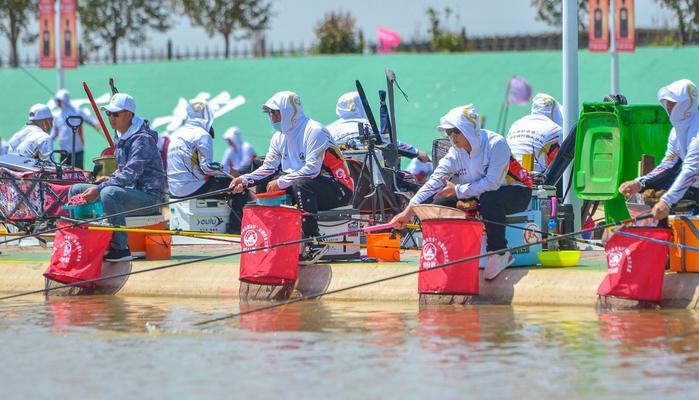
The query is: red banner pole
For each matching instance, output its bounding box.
[82,81,115,150]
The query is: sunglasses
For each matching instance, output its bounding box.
[106,110,125,118]
[443,128,461,137]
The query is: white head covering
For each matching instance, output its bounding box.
[263,91,306,133]
[223,127,243,148]
[531,93,563,127]
[184,100,215,132]
[28,104,53,121]
[438,104,482,153]
[657,79,698,130]
[335,91,367,120]
[54,89,70,104]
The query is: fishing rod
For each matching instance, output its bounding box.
[192,213,654,326]
[478,218,603,248]
[0,222,396,301]
[87,225,241,239]
[0,176,90,185]
[0,187,232,246]
[613,227,699,252]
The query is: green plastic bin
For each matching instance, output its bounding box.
[574,102,671,222]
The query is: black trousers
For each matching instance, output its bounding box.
[287,176,352,237]
[61,151,84,169]
[175,176,249,234]
[433,185,532,251]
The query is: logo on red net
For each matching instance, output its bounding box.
[422,243,438,262]
[241,224,270,251]
[243,230,258,247]
[607,246,632,273]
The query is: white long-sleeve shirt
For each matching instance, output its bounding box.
[51,104,97,152]
[410,129,510,205]
[8,125,52,159]
[637,79,699,206]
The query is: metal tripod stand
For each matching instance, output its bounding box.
[350,123,397,223]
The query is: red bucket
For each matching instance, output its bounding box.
[597,227,671,302]
[44,222,113,286]
[239,205,304,285]
[418,219,484,295]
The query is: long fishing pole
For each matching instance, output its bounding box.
[0,176,89,185]
[193,213,654,326]
[0,187,232,246]
[0,222,394,301]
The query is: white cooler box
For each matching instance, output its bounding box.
[169,198,231,233]
[317,206,362,261]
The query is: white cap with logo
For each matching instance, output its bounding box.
[102,93,136,114]
[28,103,53,121]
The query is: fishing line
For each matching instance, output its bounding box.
[193,214,653,326]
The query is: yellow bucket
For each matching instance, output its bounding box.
[537,250,581,267]
[92,155,117,178]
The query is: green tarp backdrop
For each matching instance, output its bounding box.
[0,46,696,165]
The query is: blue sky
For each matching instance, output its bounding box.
[1,0,675,58]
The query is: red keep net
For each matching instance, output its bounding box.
[418,219,484,295]
[44,222,113,286]
[239,205,304,285]
[597,227,671,302]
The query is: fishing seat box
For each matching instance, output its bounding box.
[125,214,169,259]
[317,206,361,262]
[479,210,544,268]
[669,216,699,272]
[169,198,231,234]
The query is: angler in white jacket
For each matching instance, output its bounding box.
[620,79,699,220]
[506,93,563,174]
[326,91,430,161]
[221,127,256,175]
[391,104,532,280]
[8,104,54,160]
[229,91,355,262]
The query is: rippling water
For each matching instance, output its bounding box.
[0,296,698,399]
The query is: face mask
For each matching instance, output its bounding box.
[271,120,282,132]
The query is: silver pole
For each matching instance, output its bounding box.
[610,0,619,93]
[55,0,64,91]
[562,0,581,232]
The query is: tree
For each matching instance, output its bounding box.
[0,0,36,68]
[79,0,170,64]
[313,11,360,54]
[179,0,271,58]
[655,0,699,44]
[531,0,588,31]
[425,6,468,52]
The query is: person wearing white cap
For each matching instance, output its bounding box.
[221,126,256,175]
[327,91,430,162]
[229,91,355,264]
[506,93,563,175]
[51,89,100,169]
[68,92,165,262]
[620,79,699,220]
[8,104,54,160]
[390,104,532,280]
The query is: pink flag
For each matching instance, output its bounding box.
[377,27,400,54]
[506,76,532,105]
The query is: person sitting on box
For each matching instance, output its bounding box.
[221,127,257,176]
[620,79,699,220]
[69,93,165,262]
[390,104,532,280]
[229,91,355,264]
[506,93,563,175]
[167,100,249,233]
[8,104,54,160]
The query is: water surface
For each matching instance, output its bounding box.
[1,296,698,399]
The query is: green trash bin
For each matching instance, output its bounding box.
[574,102,671,222]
